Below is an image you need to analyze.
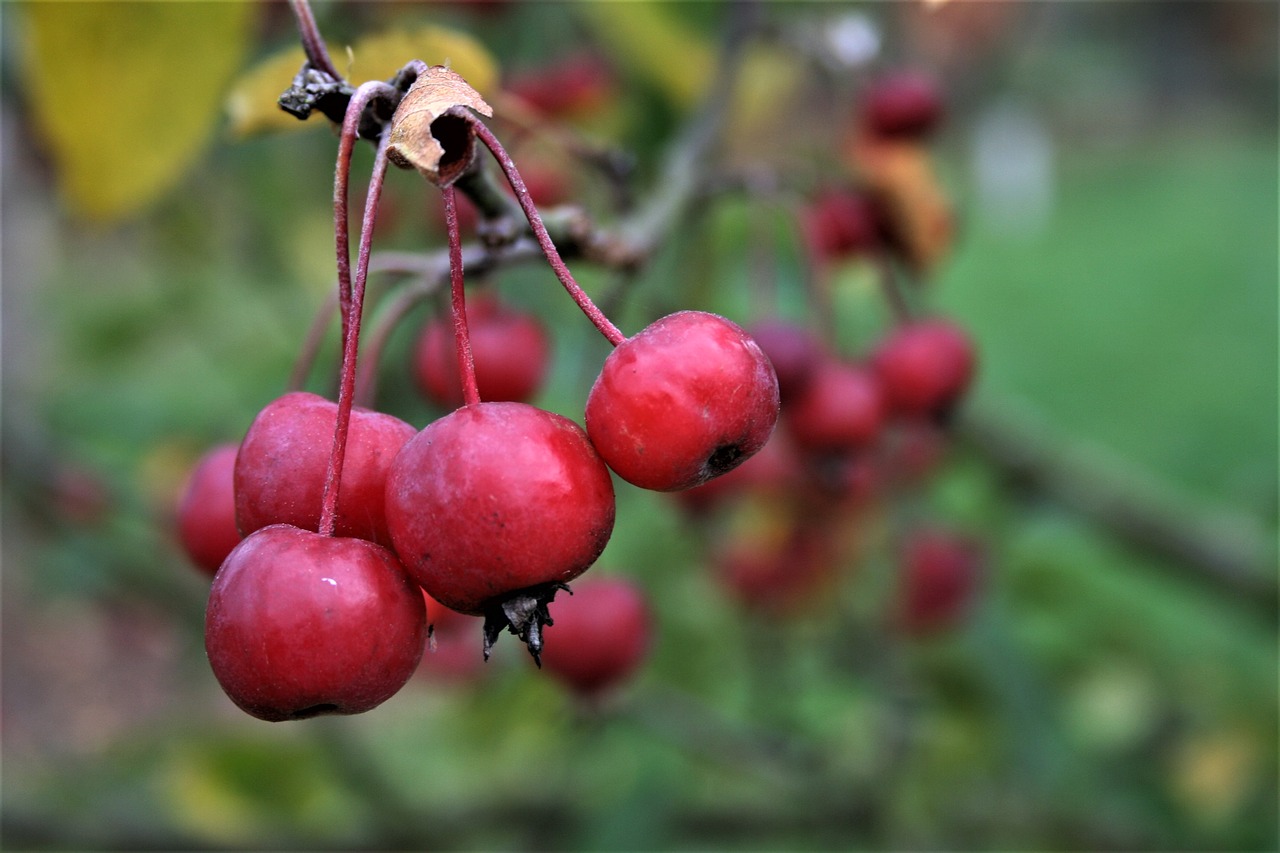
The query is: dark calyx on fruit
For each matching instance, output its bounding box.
[481,581,571,665]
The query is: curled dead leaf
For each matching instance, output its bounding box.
[386,66,493,187]
[848,135,954,275]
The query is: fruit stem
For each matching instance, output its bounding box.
[876,256,916,325]
[442,184,481,407]
[319,85,392,537]
[287,0,342,81]
[469,118,627,348]
[333,81,397,344]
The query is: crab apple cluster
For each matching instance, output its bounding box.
[684,313,981,627]
[172,78,784,720]
[675,61,972,625]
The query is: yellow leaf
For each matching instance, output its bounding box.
[576,2,713,110]
[18,1,256,223]
[576,4,801,132]
[226,25,499,139]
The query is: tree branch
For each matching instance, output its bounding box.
[959,401,1278,614]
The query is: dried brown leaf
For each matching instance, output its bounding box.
[386,66,493,187]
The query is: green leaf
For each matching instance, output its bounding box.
[17,1,257,223]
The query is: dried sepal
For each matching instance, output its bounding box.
[386,65,493,187]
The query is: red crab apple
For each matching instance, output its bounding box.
[204,524,427,721]
[899,527,984,636]
[748,319,827,403]
[585,311,780,492]
[235,392,415,547]
[785,358,886,455]
[802,187,886,263]
[385,402,616,660]
[538,576,652,698]
[860,71,945,141]
[176,443,242,576]
[871,319,976,420]
[413,294,552,408]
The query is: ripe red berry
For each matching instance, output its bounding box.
[748,319,828,403]
[204,524,427,721]
[802,187,886,262]
[785,358,886,455]
[538,576,652,698]
[585,311,780,492]
[871,319,976,420]
[413,294,552,408]
[385,402,616,658]
[176,443,242,576]
[899,528,984,636]
[860,71,945,140]
[234,392,415,547]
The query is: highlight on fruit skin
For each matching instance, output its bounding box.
[585,311,781,492]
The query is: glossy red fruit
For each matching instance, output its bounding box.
[785,358,886,454]
[177,443,242,576]
[385,402,615,655]
[538,577,652,697]
[899,528,984,636]
[586,311,780,492]
[204,524,427,722]
[748,319,828,404]
[413,294,552,408]
[234,392,415,547]
[860,71,945,140]
[872,319,976,419]
[802,187,886,262]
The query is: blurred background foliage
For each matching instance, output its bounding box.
[2,1,1276,850]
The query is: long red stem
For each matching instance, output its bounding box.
[442,185,481,407]
[469,119,627,347]
[333,82,396,345]
[319,89,393,537]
